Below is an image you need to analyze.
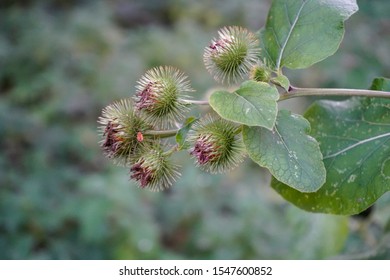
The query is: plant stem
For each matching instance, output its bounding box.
[181,99,209,105]
[164,145,179,156]
[279,86,390,101]
[143,129,178,138]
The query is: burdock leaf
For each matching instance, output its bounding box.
[243,110,326,192]
[260,0,358,70]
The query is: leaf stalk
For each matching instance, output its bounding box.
[143,129,178,138]
[279,87,390,101]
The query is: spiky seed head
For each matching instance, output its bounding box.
[130,146,180,191]
[204,26,260,85]
[134,66,194,128]
[188,115,246,173]
[98,99,153,166]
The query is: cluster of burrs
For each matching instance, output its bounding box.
[98,26,262,191]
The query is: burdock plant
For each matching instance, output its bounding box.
[98,0,390,217]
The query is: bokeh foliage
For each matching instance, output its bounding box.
[1,0,390,259]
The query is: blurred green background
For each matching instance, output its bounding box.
[1,0,390,259]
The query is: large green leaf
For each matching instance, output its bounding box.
[260,0,358,70]
[209,81,279,129]
[272,78,390,215]
[243,110,326,192]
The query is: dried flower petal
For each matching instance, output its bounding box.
[102,121,122,155]
[190,135,218,164]
[130,161,153,188]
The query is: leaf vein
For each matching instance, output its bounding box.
[331,137,390,205]
[235,93,268,120]
[274,126,314,186]
[276,0,309,69]
[323,132,390,159]
[269,27,282,49]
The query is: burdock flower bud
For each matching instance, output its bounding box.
[188,115,246,173]
[250,64,271,83]
[134,66,194,128]
[98,99,152,165]
[204,26,260,85]
[130,147,180,191]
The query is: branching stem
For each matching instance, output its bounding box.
[151,86,390,139]
[181,86,390,105]
[143,129,178,138]
[279,86,390,101]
